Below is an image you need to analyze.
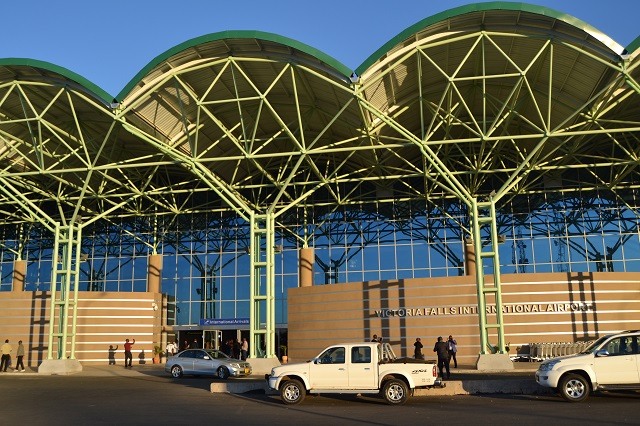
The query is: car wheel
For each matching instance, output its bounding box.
[170,365,183,378]
[382,379,409,405]
[558,373,590,402]
[217,366,230,379]
[280,379,306,405]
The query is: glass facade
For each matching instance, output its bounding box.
[1,189,640,326]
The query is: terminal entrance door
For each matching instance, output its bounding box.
[218,330,249,358]
[178,331,203,351]
[177,329,249,356]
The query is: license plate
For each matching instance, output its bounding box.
[244,368,249,374]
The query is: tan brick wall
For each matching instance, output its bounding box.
[287,272,640,365]
[0,291,163,367]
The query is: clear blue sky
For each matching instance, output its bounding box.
[2,1,638,98]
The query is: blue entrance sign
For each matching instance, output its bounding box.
[199,318,250,326]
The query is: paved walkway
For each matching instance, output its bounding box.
[0,363,167,377]
[2,360,539,376]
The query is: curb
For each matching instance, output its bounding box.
[414,379,553,396]
[210,378,552,396]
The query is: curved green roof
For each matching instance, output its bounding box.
[116,30,353,101]
[1,4,633,105]
[355,1,624,76]
[0,58,112,104]
[627,35,640,55]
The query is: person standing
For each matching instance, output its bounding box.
[15,340,25,372]
[0,339,12,372]
[413,337,424,359]
[166,341,176,358]
[433,336,450,379]
[447,335,458,368]
[232,338,241,359]
[124,338,135,367]
[241,337,248,360]
[370,334,378,342]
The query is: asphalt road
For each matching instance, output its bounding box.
[2,373,638,425]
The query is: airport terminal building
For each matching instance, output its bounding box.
[0,3,639,368]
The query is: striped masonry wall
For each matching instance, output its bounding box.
[0,291,164,368]
[287,272,640,364]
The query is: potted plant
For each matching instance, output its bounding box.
[279,345,288,363]
[153,345,163,364]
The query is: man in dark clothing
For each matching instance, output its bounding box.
[447,335,458,368]
[413,338,424,359]
[232,339,241,359]
[224,340,233,356]
[433,336,450,379]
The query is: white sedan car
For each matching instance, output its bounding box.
[165,349,252,379]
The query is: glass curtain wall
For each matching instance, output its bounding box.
[1,189,640,326]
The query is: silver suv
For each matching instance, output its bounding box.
[535,330,640,402]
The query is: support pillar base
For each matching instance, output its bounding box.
[475,354,514,371]
[38,359,83,375]
[247,357,281,375]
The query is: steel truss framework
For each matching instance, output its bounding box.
[1,4,640,359]
[4,191,634,287]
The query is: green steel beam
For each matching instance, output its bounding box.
[46,224,82,360]
[471,197,507,354]
[248,212,276,358]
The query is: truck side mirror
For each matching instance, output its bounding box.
[595,349,609,357]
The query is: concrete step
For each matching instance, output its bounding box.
[211,373,552,397]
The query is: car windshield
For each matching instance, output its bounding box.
[580,335,612,354]
[205,350,230,360]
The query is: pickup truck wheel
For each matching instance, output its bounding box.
[558,374,589,402]
[382,379,408,405]
[280,379,306,405]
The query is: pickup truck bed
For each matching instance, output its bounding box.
[384,357,437,364]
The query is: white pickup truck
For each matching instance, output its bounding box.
[266,342,444,405]
[535,330,640,402]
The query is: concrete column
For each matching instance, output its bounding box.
[464,239,475,276]
[299,248,315,287]
[148,254,163,293]
[13,260,27,292]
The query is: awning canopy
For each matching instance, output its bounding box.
[0,2,638,224]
